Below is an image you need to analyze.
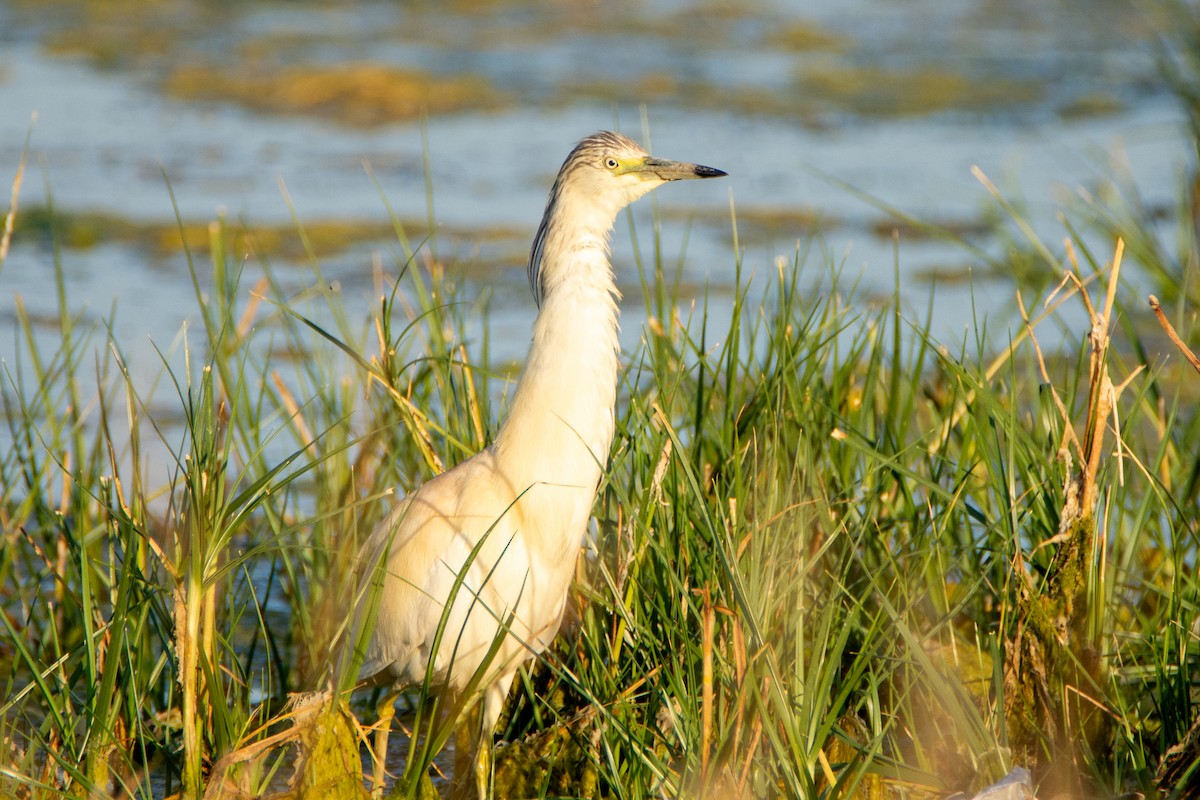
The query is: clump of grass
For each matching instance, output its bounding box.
[489,216,1186,798]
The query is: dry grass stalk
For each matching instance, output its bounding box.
[0,114,30,265]
[1004,239,1142,792]
[1149,294,1200,376]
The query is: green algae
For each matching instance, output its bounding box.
[660,205,830,241]
[766,22,850,53]
[795,64,1044,117]
[558,60,1043,121]
[867,215,994,242]
[165,63,508,125]
[10,206,522,262]
[382,772,438,800]
[295,701,369,800]
[14,206,400,259]
[1057,92,1127,119]
[14,205,396,258]
[492,709,601,800]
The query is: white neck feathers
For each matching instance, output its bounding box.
[496,196,622,491]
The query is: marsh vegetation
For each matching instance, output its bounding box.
[2,1,1200,798]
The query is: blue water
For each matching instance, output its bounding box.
[0,0,1190,477]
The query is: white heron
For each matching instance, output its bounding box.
[352,130,725,798]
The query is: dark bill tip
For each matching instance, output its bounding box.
[693,164,727,179]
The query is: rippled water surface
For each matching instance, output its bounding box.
[0,0,1189,400]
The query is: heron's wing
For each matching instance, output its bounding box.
[354,451,527,686]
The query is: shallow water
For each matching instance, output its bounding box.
[0,0,1189,460]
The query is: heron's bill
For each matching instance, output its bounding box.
[634,157,727,181]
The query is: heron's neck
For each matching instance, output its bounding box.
[494,225,621,493]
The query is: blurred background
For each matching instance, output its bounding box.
[0,0,1190,370]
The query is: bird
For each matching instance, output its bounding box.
[351,130,726,798]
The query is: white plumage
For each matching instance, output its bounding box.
[353,131,725,797]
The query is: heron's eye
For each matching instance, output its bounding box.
[604,157,619,169]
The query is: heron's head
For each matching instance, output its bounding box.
[555,131,726,214]
[529,131,725,305]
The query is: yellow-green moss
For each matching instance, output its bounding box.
[766,22,850,52]
[492,709,601,800]
[796,65,1043,116]
[296,701,369,800]
[13,206,413,259]
[164,62,508,125]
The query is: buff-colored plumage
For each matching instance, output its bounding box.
[354,131,725,798]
